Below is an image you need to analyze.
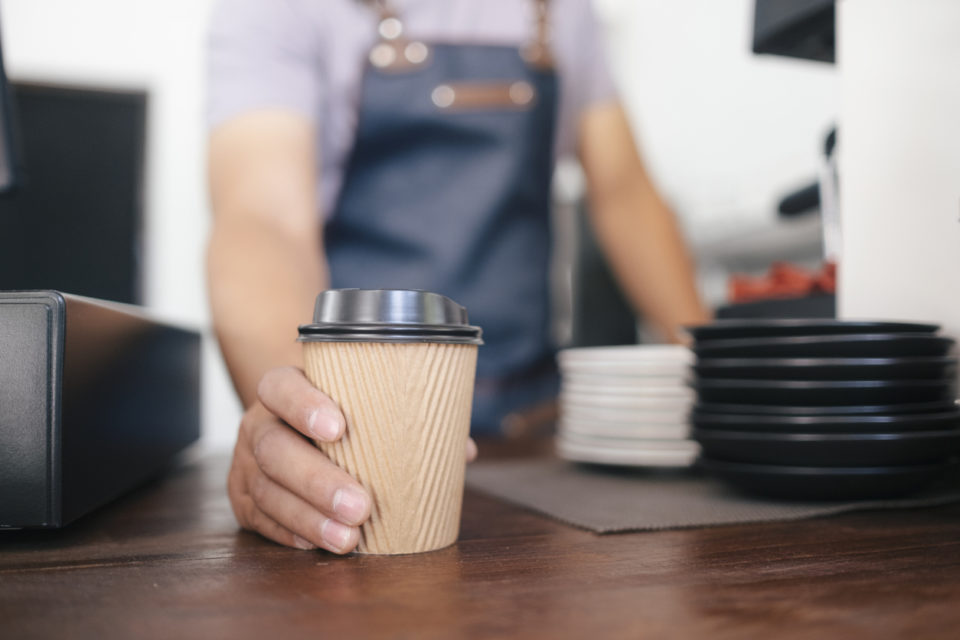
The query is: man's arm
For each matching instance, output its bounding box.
[578,102,711,342]
[208,111,324,402]
[207,111,371,553]
[208,110,478,554]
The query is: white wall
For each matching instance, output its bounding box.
[2,0,838,448]
[596,0,837,245]
[1,0,242,449]
[837,0,960,338]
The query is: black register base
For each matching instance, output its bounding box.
[0,291,200,529]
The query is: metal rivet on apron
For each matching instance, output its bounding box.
[509,82,535,106]
[378,17,403,40]
[431,85,455,109]
[405,41,429,65]
[370,42,397,68]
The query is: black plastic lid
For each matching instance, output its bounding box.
[298,289,483,345]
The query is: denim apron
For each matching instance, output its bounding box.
[326,0,559,434]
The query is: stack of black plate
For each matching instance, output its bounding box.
[689,320,960,500]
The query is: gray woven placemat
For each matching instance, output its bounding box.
[465,459,960,533]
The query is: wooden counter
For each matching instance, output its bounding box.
[2,449,960,639]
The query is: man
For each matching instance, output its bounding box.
[206,0,709,554]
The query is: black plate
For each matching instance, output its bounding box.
[692,409,960,434]
[694,356,957,381]
[693,333,955,359]
[699,458,949,500]
[694,428,960,466]
[693,400,958,416]
[687,319,939,342]
[693,378,956,406]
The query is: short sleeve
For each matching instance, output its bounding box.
[554,0,619,156]
[206,0,322,128]
[574,0,617,108]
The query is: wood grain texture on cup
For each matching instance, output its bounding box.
[303,341,478,554]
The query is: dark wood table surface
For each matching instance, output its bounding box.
[3,443,960,639]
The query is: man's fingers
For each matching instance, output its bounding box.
[257,366,345,442]
[234,493,312,549]
[466,437,478,463]
[251,473,359,554]
[253,419,371,526]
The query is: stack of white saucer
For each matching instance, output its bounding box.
[556,345,699,467]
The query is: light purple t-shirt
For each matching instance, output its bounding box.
[207,0,617,216]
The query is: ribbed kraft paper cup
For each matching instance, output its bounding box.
[299,290,482,555]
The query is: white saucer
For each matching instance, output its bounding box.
[561,383,692,398]
[561,433,698,450]
[561,392,694,410]
[561,373,691,389]
[560,406,691,427]
[558,344,693,364]
[559,418,690,440]
[556,437,700,467]
[559,360,692,377]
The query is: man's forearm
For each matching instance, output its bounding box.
[208,217,327,407]
[207,111,324,407]
[579,103,710,343]
[589,185,709,343]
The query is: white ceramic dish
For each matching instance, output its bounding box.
[562,391,694,410]
[560,406,691,427]
[559,344,692,362]
[561,383,692,398]
[561,373,691,389]
[559,418,690,440]
[556,437,700,467]
[558,359,692,377]
[561,433,699,451]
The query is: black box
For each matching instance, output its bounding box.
[753,0,835,63]
[0,291,200,528]
[716,294,836,320]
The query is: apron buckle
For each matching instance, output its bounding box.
[369,40,431,71]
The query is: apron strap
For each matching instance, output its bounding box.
[363,0,555,70]
[365,0,429,71]
[524,0,555,70]
[369,0,401,36]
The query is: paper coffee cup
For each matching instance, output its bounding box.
[298,289,482,555]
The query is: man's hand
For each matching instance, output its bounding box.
[228,367,370,553]
[227,366,479,553]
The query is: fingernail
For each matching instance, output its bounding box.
[333,486,369,524]
[292,535,316,550]
[320,518,353,551]
[308,409,343,441]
